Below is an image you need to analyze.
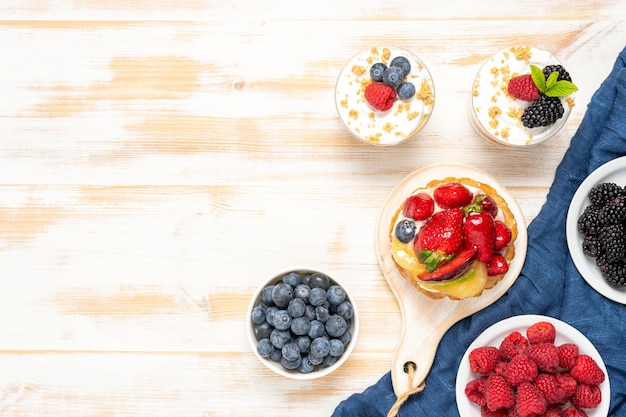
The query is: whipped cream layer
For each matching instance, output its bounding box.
[335,46,435,146]
[469,46,575,146]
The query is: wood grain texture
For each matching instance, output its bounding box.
[0,1,625,416]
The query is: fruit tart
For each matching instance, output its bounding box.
[389,177,519,300]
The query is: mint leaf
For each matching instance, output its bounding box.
[530,64,546,92]
[545,71,559,90]
[544,80,578,97]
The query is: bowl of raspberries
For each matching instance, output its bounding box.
[456,315,609,417]
[247,267,358,379]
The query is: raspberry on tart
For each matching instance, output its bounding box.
[389,177,518,300]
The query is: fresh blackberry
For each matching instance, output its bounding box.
[598,259,626,288]
[598,195,626,225]
[588,182,623,206]
[521,96,564,128]
[598,223,626,263]
[582,235,601,257]
[542,64,572,82]
[577,204,602,235]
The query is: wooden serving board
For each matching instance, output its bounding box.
[376,164,528,396]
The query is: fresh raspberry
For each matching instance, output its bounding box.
[571,383,602,409]
[562,406,589,417]
[485,374,516,412]
[470,346,501,374]
[465,376,488,406]
[570,354,605,385]
[557,343,579,370]
[480,405,508,417]
[542,405,565,417]
[525,343,560,372]
[554,371,578,402]
[504,354,538,387]
[494,360,508,376]
[364,82,396,111]
[526,321,556,345]
[515,382,547,417]
[507,74,541,101]
[499,331,529,361]
[534,373,567,405]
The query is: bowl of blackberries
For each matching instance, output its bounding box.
[247,267,359,379]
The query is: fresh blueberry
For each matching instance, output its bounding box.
[322,354,338,368]
[307,352,324,366]
[326,285,346,305]
[315,305,330,323]
[281,355,302,370]
[257,338,275,358]
[339,330,352,345]
[309,273,331,289]
[299,356,316,373]
[271,282,293,307]
[329,338,344,356]
[325,314,348,338]
[310,336,330,357]
[397,82,416,100]
[281,342,301,362]
[308,320,325,339]
[308,287,327,306]
[253,322,272,340]
[370,62,387,82]
[287,297,306,318]
[294,284,311,301]
[395,219,417,243]
[301,273,312,286]
[272,310,292,331]
[270,347,283,362]
[265,306,278,327]
[336,300,354,320]
[303,304,316,321]
[390,56,411,77]
[261,285,274,305]
[250,305,266,324]
[290,317,311,336]
[270,328,291,349]
[282,271,301,287]
[382,66,404,88]
[295,335,311,353]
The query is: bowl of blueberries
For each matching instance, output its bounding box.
[247,267,359,379]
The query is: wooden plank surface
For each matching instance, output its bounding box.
[1,1,625,416]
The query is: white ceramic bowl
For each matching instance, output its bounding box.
[456,315,610,417]
[247,267,359,379]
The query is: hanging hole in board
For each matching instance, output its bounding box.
[403,361,416,374]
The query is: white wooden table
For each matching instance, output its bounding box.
[1,2,625,416]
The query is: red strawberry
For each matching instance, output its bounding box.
[364,82,396,111]
[415,208,464,256]
[402,192,434,220]
[463,211,496,262]
[464,194,498,217]
[470,346,501,374]
[485,374,516,412]
[527,321,556,345]
[571,384,602,409]
[499,331,529,361]
[487,254,509,276]
[433,182,474,209]
[494,220,512,251]
[515,382,547,417]
[525,343,560,373]
[465,376,488,406]
[508,74,541,101]
[557,343,579,370]
[534,373,567,405]
[570,354,605,385]
[504,354,538,387]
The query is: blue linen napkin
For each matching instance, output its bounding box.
[332,45,626,417]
